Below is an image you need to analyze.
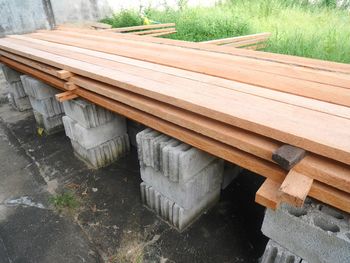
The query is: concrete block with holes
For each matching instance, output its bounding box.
[1,65,32,111]
[137,128,224,231]
[260,240,303,263]
[20,75,64,134]
[63,98,130,169]
[62,98,115,129]
[261,198,350,263]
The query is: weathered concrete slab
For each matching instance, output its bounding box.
[63,98,115,128]
[62,115,127,149]
[140,182,220,231]
[140,159,223,209]
[33,110,63,135]
[261,199,350,263]
[71,134,130,169]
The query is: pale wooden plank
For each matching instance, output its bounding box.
[104,23,175,33]
[3,57,350,214]
[202,32,271,45]
[278,170,313,207]
[146,30,176,37]
[129,28,176,35]
[1,38,350,166]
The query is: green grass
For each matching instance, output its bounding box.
[101,0,350,63]
[49,191,79,210]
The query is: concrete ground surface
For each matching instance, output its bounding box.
[0,75,268,262]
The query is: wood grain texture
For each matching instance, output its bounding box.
[278,170,313,207]
[3,57,350,214]
[256,179,280,210]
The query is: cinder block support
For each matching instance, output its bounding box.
[1,65,32,112]
[137,128,224,231]
[261,198,350,263]
[20,75,64,134]
[260,240,304,263]
[62,98,130,169]
[127,119,146,147]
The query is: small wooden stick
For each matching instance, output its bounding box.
[64,82,78,91]
[272,144,306,170]
[278,170,313,207]
[56,70,73,79]
[255,179,281,210]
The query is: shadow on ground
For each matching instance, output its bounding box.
[0,100,268,263]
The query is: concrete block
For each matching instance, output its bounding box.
[33,110,64,135]
[62,115,127,149]
[136,128,216,183]
[1,65,22,84]
[8,93,32,112]
[140,182,220,231]
[8,81,26,99]
[28,96,64,117]
[62,98,115,128]
[127,119,146,147]
[71,134,130,169]
[140,159,224,209]
[261,239,303,263]
[221,162,243,189]
[261,199,350,263]
[20,75,58,99]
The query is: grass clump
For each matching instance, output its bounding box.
[101,0,350,63]
[49,191,79,210]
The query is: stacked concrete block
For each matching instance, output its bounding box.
[261,198,350,263]
[221,162,243,189]
[261,240,304,263]
[62,98,130,169]
[20,75,64,134]
[137,128,224,231]
[1,64,32,111]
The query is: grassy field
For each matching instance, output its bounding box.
[101,0,350,63]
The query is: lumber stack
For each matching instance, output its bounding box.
[104,23,177,37]
[0,27,349,214]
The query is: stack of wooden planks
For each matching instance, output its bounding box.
[0,27,349,213]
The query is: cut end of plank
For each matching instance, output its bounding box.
[56,69,73,79]
[278,170,313,207]
[55,90,78,102]
[272,144,306,170]
[255,179,281,210]
[64,82,78,91]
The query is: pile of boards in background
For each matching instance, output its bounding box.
[0,26,349,222]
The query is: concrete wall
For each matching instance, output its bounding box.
[0,0,220,36]
[0,0,51,36]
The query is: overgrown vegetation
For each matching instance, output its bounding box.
[101,0,350,63]
[49,191,79,211]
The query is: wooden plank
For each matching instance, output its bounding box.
[4,53,349,197]
[47,28,350,87]
[1,38,350,166]
[278,170,313,207]
[129,28,176,35]
[89,22,112,30]
[56,90,78,102]
[54,26,350,74]
[105,23,176,33]
[224,37,269,48]
[3,57,350,214]
[26,32,350,106]
[202,33,271,45]
[255,179,280,210]
[10,36,350,120]
[146,30,176,37]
